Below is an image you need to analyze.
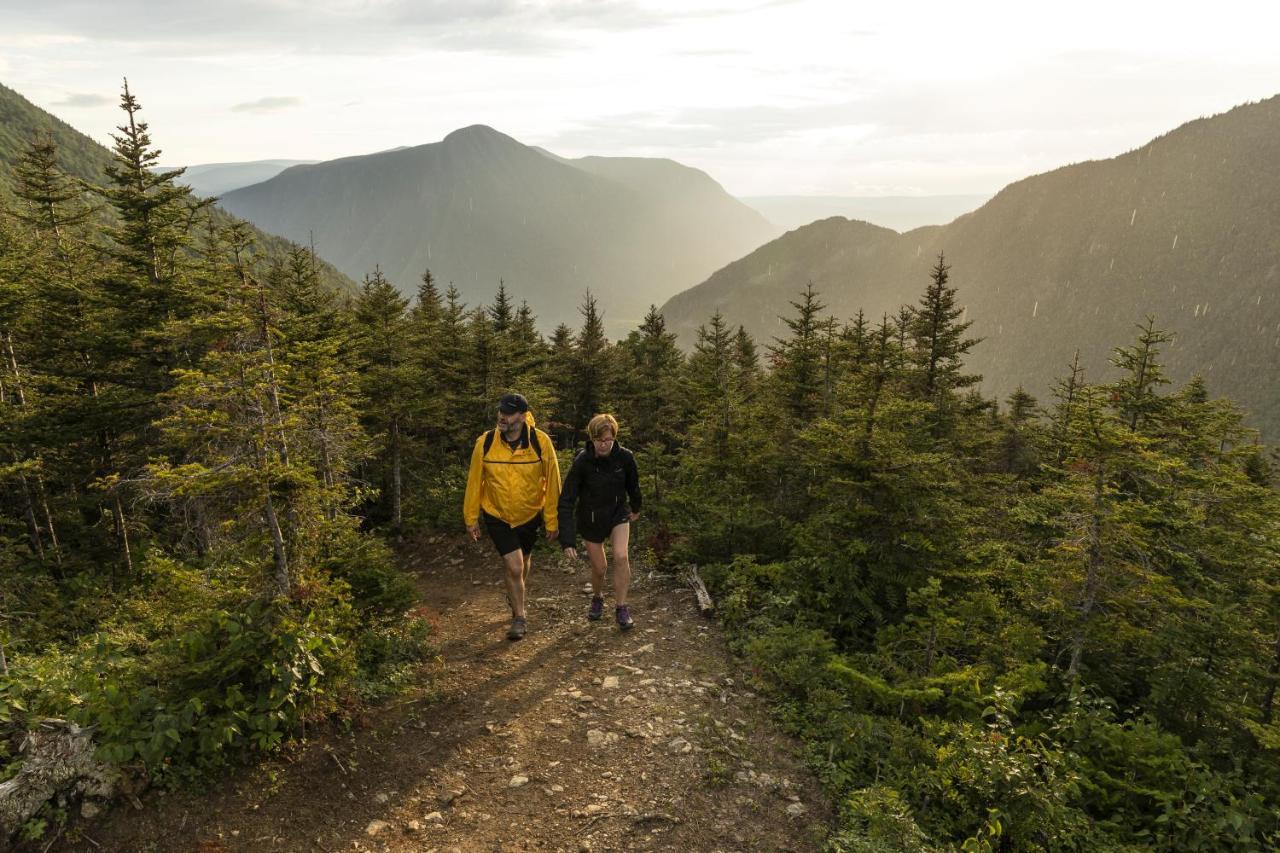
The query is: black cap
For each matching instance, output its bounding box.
[497,393,529,415]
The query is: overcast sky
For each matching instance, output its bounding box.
[3,0,1278,197]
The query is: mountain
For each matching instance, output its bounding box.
[0,82,356,295]
[661,96,1280,439]
[174,159,317,197]
[218,125,780,333]
[742,194,990,232]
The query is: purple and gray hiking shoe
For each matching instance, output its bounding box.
[507,616,527,641]
[615,604,634,631]
[588,595,605,621]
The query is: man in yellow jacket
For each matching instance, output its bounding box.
[463,393,562,641]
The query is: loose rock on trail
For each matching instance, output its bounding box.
[51,535,832,852]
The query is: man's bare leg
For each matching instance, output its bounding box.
[502,549,526,618]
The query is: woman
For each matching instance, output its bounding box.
[558,414,641,629]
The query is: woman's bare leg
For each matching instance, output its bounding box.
[610,522,631,606]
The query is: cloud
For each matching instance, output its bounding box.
[545,101,873,152]
[52,92,111,107]
[1,0,678,56]
[230,95,303,113]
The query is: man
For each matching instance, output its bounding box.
[463,393,561,641]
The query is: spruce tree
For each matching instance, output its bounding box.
[768,283,828,422]
[908,254,981,433]
[562,291,613,440]
[352,267,413,534]
[1109,316,1174,433]
[615,305,685,450]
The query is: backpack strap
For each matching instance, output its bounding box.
[483,426,543,460]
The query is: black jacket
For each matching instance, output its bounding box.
[557,442,641,547]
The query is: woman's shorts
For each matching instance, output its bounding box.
[578,508,630,545]
[483,510,542,557]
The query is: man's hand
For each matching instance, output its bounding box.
[563,546,578,560]
[545,527,558,541]
[628,511,641,522]
[466,523,481,541]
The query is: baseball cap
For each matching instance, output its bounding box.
[497,393,529,414]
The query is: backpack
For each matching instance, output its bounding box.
[483,426,542,460]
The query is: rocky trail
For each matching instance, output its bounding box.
[50,536,832,852]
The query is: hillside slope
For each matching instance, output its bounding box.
[662,96,1280,437]
[0,82,356,295]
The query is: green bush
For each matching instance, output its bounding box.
[319,532,415,618]
[72,595,354,783]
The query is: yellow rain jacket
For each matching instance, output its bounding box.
[463,411,561,532]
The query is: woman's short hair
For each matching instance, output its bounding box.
[587,413,619,440]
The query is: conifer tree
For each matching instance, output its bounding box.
[1109,316,1174,433]
[615,305,685,449]
[561,291,613,440]
[542,323,576,445]
[909,254,981,434]
[768,283,828,422]
[995,386,1040,477]
[352,267,413,534]
[12,135,93,242]
[488,279,514,333]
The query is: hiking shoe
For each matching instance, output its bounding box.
[615,605,634,631]
[588,595,605,621]
[507,617,527,641]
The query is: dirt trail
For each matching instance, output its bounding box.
[53,536,832,852]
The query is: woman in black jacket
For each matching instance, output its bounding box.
[558,413,641,629]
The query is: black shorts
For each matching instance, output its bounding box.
[483,510,542,557]
[578,507,630,544]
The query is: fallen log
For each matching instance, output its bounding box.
[683,566,715,616]
[0,719,117,838]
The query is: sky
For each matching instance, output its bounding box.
[2,0,1279,198]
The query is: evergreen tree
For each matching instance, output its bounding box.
[768,283,828,422]
[995,386,1040,477]
[1109,316,1174,433]
[352,267,413,535]
[908,254,981,431]
[561,291,613,440]
[615,305,685,450]
[488,279,514,333]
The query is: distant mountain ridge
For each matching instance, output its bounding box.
[174,159,317,197]
[742,194,991,232]
[0,82,357,295]
[661,96,1280,438]
[219,125,780,333]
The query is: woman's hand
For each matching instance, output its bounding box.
[628,511,640,522]
[563,546,578,560]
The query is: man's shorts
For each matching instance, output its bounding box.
[482,510,542,557]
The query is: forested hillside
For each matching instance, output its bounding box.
[3,85,1279,851]
[0,82,356,297]
[661,95,1280,440]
